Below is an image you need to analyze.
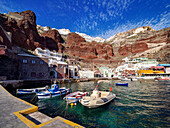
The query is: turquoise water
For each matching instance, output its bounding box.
[18,80,170,128]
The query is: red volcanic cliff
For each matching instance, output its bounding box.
[0,10,169,65]
[67,33,86,46]
[66,33,114,60]
[0,10,63,51]
[41,29,64,43]
[118,43,148,56]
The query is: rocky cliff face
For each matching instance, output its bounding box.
[0,10,64,51]
[1,10,169,66]
[106,26,170,63]
[65,33,114,60]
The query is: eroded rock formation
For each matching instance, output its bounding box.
[66,33,114,60]
[0,10,64,51]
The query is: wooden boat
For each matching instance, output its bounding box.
[64,91,89,104]
[17,86,48,95]
[79,80,116,108]
[115,83,128,86]
[37,84,71,100]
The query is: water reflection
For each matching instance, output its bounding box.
[18,80,170,128]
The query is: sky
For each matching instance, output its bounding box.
[0,0,170,39]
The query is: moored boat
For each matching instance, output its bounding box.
[64,91,89,104]
[115,83,128,86]
[17,86,48,95]
[79,80,116,108]
[121,77,131,81]
[37,84,71,99]
[155,77,170,81]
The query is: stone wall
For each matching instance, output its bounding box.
[0,56,18,80]
[18,55,49,80]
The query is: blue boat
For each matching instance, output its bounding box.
[115,83,128,86]
[37,84,71,99]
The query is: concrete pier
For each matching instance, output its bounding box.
[0,85,84,128]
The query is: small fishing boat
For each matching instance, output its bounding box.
[79,80,116,108]
[17,86,48,95]
[121,77,137,81]
[155,77,170,81]
[37,84,71,99]
[64,91,89,105]
[121,77,131,81]
[115,83,128,86]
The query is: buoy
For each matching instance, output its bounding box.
[110,86,112,92]
[70,103,73,108]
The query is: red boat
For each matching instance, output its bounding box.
[155,77,170,81]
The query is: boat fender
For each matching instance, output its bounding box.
[110,87,112,92]
[75,96,78,99]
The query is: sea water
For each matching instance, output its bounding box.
[18,80,170,128]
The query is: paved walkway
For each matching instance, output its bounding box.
[0,85,84,128]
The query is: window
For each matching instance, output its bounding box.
[60,65,63,68]
[23,59,27,63]
[32,60,36,64]
[40,61,44,64]
[31,72,36,77]
[39,72,44,78]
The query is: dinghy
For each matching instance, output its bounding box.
[64,91,89,105]
[115,83,128,86]
[37,84,71,99]
[79,80,116,108]
[17,86,48,95]
[155,77,170,81]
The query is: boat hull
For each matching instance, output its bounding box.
[37,89,70,100]
[115,83,128,86]
[79,93,116,108]
[64,91,89,104]
[17,87,46,95]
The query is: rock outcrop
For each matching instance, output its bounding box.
[67,33,86,46]
[66,33,114,60]
[0,10,64,51]
[118,43,148,56]
[41,29,64,43]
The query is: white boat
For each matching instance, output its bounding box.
[79,80,116,108]
[17,86,48,95]
[37,84,71,100]
[121,77,131,81]
[121,77,138,81]
[64,91,89,105]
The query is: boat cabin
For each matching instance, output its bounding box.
[48,84,59,92]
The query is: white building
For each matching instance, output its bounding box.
[34,47,67,66]
[79,71,94,78]
[115,57,159,76]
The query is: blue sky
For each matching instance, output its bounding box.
[0,0,169,39]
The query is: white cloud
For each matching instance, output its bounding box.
[97,10,170,39]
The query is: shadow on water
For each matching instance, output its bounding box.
[17,80,170,128]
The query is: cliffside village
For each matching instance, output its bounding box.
[0,11,170,81]
[0,24,170,81]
